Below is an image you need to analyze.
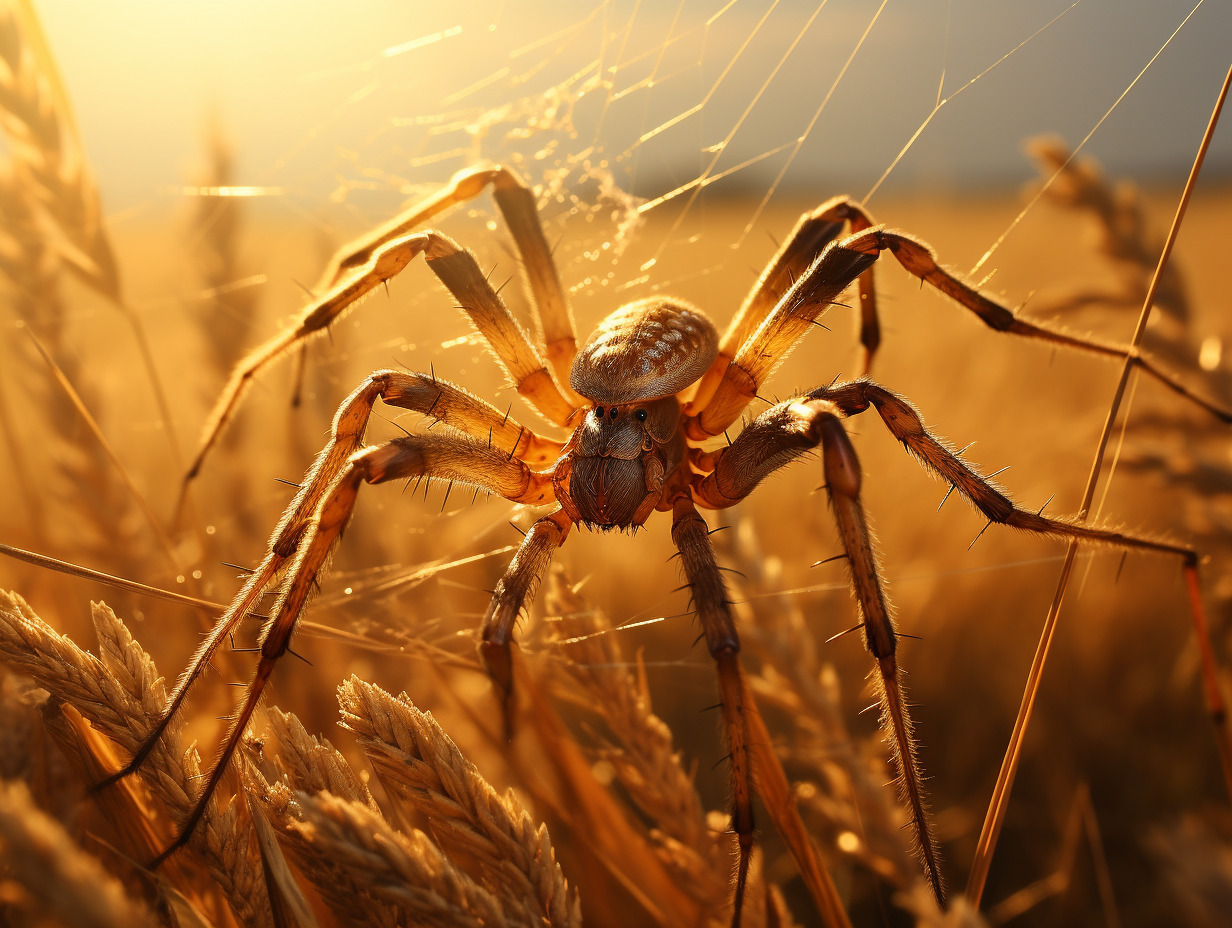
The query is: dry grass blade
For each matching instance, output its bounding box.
[0,779,154,928]
[742,671,853,928]
[22,327,181,571]
[0,170,136,564]
[0,542,220,610]
[0,591,274,928]
[243,790,322,928]
[339,675,582,927]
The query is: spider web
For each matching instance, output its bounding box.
[148,0,1228,617]
[279,0,1229,304]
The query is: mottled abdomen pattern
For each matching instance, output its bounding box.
[570,297,719,405]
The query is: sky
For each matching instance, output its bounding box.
[25,0,1232,220]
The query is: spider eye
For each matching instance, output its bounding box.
[609,407,619,419]
[635,409,648,422]
[594,406,604,418]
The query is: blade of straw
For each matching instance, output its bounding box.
[965,57,1232,908]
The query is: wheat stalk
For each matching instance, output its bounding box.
[265,706,377,808]
[0,1,184,478]
[243,709,399,928]
[189,124,261,380]
[1025,135,1191,365]
[0,169,136,564]
[184,123,265,544]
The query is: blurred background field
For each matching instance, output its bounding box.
[1,2,1231,926]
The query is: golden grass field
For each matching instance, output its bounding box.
[1,6,1232,927]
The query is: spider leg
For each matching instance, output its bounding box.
[687,226,1231,441]
[283,164,581,411]
[114,371,554,858]
[186,227,578,488]
[153,428,553,866]
[321,165,515,288]
[847,228,1231,422]
[692,401,945,903]
[806,379,1232,781]
[102,373,407,793]
[378,369,562,465]
[424,231,577,426]
[803,380,1202,558]
[323,165,579,391]
[686,238,878,438]
[479,507,572,740]
[693,386,1231,898]
[669,497,755,926]
[692,196,874,410]
[487,173,580,395]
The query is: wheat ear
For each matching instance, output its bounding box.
[0,591,273,928]
[0,3,118,295]
[255,773,527,928]
[539,567,728,908]
[0,779,154,928]
[339,675,582,927]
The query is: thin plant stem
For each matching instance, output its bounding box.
[965,57,1232,909]
[23,327,184,574]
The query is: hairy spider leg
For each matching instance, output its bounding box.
[185,228,579,491]
[285,164,584,408]
[478,508,572,739]
[692,398,944,902]
[687,240,879,439]
[486,172,581,397]
[154,427,554,866]
[848,229,1232,422]
[669,497,755,927]
[328,165,583,400]
[687,225,1232,442]
[807,378,1232,788]
[692,386,1232,901]
[105,372,554,854]
[376,369,563,465]
[691,196,879,412]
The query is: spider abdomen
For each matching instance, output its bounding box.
[570,297,718,405]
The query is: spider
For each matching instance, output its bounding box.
[105,164,1228,918]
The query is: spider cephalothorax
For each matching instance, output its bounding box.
[106,163,1229,922]
[554,298,716,530]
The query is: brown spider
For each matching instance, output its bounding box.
[106,164,1228,917]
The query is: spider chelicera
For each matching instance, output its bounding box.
[105,164,1229,916]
